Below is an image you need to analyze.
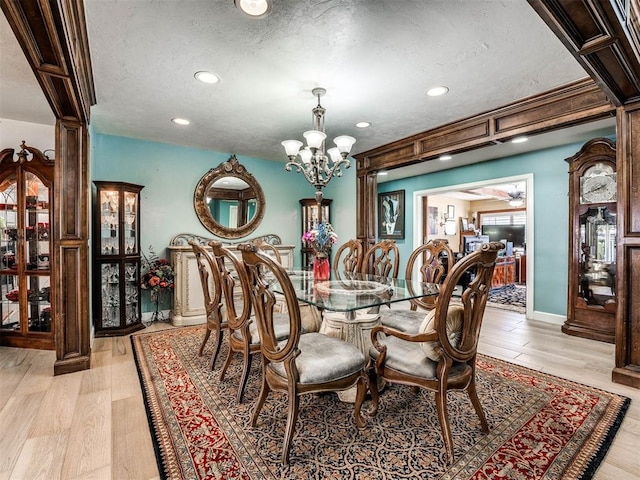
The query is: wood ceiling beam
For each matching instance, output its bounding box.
[528,0,640,107]
[1,0,96,122]
[354,78,614,175]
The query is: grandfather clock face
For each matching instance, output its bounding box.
[579,163,616,204]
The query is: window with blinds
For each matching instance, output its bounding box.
[481,212,526,225]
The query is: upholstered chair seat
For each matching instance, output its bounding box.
[376,308,423,333]
[369,336,467,380]
[369,305,466,379]
[271,332,367,384]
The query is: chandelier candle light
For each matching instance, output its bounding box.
[283,88,356,203]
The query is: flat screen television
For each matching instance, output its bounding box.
[481,224,526,248]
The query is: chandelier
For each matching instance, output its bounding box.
[282,88,355,203]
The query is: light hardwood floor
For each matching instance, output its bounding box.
[1,308,638,480]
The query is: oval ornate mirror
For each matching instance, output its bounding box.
[194,155,265,239]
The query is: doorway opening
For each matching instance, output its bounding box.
[412,174,534,318]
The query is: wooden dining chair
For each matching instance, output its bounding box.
[189,241,226,369]
[368,241,503,464]
[210,240,292,403]
[351,239,399,317]
[252,238,281,263]
[378,239,455,333]
[239,243,368,465]
[333,238,364,274]
[360,239,400,278]
[254,238,322,332]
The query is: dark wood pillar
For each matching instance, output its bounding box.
[356,158,377,252]
[53,120,90,375]
[2,0,95,374]
[613,104,640,388]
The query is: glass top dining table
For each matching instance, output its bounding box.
[271,270,441,317]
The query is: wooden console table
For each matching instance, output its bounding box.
[168,233,294,326]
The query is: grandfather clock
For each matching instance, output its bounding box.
[563,138,617,343]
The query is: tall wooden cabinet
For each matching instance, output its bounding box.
[563,138,617,343]
[0,143,54,349]
[300,198,331,270]
[92,181,144,336]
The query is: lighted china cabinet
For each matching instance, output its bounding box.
[300,198,331,270]
[0,142,54,349]
[563,138,617,343]
[92,181,144,336]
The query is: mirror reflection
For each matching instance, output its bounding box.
[194,155,265,239]
[206,177,257,228]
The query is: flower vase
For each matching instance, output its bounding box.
[313,254,330,281]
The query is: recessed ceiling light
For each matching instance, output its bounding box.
[426,86,449,97]
[439,154,452,161]
[356,121,371,128]
[377,171,388,176]
[194,71,220,84]
[511,136,528,143]
[171,117,191,125]
[235,0,271,17]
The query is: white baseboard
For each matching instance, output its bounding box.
[142,309,172,323]
[532,310,565,325]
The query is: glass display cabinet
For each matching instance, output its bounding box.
[92,181,144,336]
[564,138,616,343]
[0,142,54,349]
[300,198,331,270]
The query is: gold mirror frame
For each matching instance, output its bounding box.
[194,155,265,239]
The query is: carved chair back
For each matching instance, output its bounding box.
[406,238,455,311]
[361,239,400,278]
[333,238,364,274]
[209,240,256,403]
[189,241,226,363]
[252,238,282,264]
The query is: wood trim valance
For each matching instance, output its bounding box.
[354,78,614,175]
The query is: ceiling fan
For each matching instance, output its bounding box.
[507,186,525,207]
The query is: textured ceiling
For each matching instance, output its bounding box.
[1,1,614,177]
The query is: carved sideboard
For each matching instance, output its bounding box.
[168,233,295,326]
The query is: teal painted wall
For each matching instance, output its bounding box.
[90,131,614,318]
[377,140,607,316]
[90,133,357,312]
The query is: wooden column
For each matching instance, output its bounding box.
[53,120,90,374]
[2,0,95,374]
[356,160,377,252]
[613,104,640,388]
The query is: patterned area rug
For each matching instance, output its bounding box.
[487,284,526,313]
[132,325,629,480]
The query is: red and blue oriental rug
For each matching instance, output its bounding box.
[132,325,629,479]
